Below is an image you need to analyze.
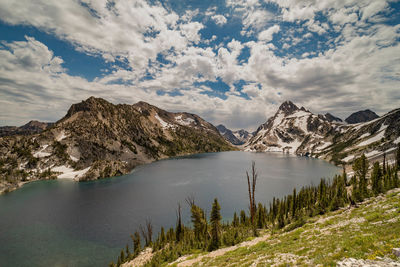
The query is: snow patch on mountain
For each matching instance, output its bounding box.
[155,114,176,129]
[357,127,386,147]
[175,115,194,126]
[33,144,51,158]
[56,131,68,141]
[245,101,400,164]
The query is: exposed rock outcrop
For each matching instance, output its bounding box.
[345,109,379,124]
[216,124,253,145]
[0,97,234,192]
[246,101,400,164]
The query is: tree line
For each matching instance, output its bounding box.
[110,143,400,267]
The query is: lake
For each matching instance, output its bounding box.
[0,151,340,266]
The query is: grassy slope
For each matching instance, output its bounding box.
[172,189,400,266]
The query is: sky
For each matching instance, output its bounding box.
[0,0,399,131]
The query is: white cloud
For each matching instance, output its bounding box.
[0,0,202,73]
[211,14,227,26]
[0,0,399,131]
[258,25,280,42]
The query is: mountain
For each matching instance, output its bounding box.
[324,113,342,122]
[246,101,400,164]
[216,124,253,145]
[345,109,379,124]
[0,120,53,137]
[0,97,234,192]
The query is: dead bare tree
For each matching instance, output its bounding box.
[139,218,153,246]
[246,161,258,225]
[185,195,195,208]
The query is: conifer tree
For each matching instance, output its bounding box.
[240,210,247,225]
[292,188,297,219]
[396,143,400,170]
[187,197,207,242]
[125,244,130,259]
[257,203,265,228]
[342,165,348,186]
[232,212,239,227]
[371,162,382,195]
[131,231,141,256]
[352,154,369,198]
[246,161,257,225]
[383,153,386,175]
[176,203,183,242]
[209,198,222,251]
[160,227,166,244]
[120,249,125,263]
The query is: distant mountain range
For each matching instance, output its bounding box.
[216,125,253,145]
[1,97,398,193]
[0,120,53,137]
[245,101,399,165]
[344,109,379,124]
[0,97,233,192]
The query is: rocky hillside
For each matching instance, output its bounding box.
[245,101,400,164]
[0,97,234,192]
[171,188,400,266]
[345,109,379,124]
[216,124,253,145]
[0,120,53,137]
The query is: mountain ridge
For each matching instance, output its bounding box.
[345,109,379,124]
[0,120,54,137]
[245,101,400,165]
[0,97,234,193]
[216,124,253,145]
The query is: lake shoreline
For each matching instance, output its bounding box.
[1,148,349,195]
[0,151,341,267]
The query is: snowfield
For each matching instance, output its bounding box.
[52,165,90,180]
[175,115,194,126]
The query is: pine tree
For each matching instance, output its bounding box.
[292,188,297,219]
[352,154,369,198]
[209,198,222,251]
[383,153,386,175]
[131,231,141,256]
[257,203,265,228]
[371,162,382,195]
[176,203,183,242]
[394,171,399,188]
[120,249,125,263]
[188,201,207,242]
[246,161,257,226]
[160,227,166,245]
[240,210,247,225]
[232,212,239,227]
[277,201,285,228]
[125,244,130,259]
[396,143,400,170]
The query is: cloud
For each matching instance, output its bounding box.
[258,25,280,42]
[0,0,399,131]
[0,0,202,72]
[211,14,227,26]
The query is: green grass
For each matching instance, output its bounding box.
[185,189,400,266]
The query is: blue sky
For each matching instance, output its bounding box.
[0,0,399,130]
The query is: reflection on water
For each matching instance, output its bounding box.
[0,151,340,267]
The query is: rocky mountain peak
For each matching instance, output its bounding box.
[64,96,113,119]
[216,124,252,145]
[345,109,379,124]
[216,124,228,133]
[324,113,343,123]
[20,120,51,130]
[278,100,299,116]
